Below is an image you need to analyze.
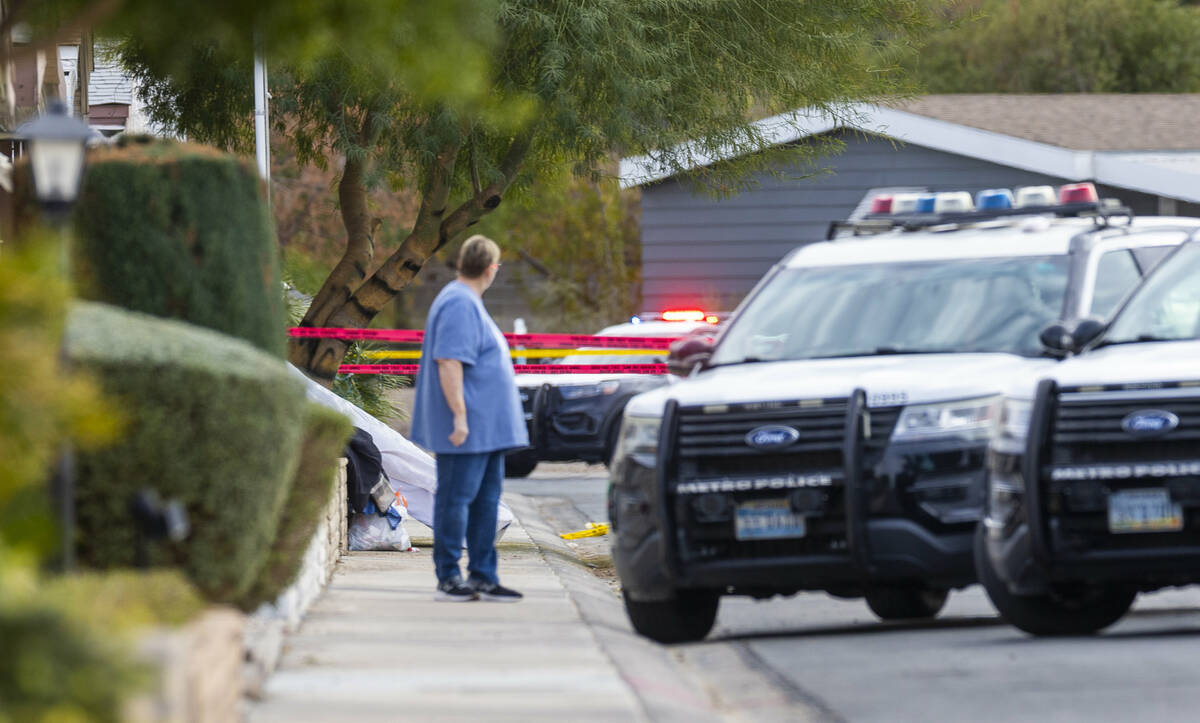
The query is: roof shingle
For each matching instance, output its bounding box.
[890,94,1200,152]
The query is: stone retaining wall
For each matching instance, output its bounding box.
[243,458,349,697]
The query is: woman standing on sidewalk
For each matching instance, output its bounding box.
[411,235,529,602]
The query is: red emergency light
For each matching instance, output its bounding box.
[1059,182,1099,204]
[662,309,708,322]
[869,195,894,214]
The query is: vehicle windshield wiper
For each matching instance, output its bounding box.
[708,356,767,368]
[1094,334,1186,348]
[804,347,959,360]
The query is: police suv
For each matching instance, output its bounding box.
[978,239,1200,636]
[505,316,716,478]
[608,184,1200,643]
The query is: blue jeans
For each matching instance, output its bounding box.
[433,450,505,585]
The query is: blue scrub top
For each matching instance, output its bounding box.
[410,281,529,455]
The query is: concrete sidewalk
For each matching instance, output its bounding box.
[247,494,648,722]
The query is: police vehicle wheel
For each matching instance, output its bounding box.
[974,525,1135,636]
[864,586,948,620]
[504,450,539,478]
[603,421,621,467]
[623,590,719,643]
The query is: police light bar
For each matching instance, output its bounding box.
[976,189,1014,210]
[1059,182,1099,204]
[933,192,974,214]
[662,309,708,322]
[891,193,920,214]
[869,195,893,214]
[1014,186,1056,208]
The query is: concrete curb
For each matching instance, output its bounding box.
[506,493,725,723]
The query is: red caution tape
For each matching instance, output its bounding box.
[338,363,669,376]
[290,327,679,349]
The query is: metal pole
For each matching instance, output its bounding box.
[253,35,271,205]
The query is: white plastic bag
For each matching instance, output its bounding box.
[288,363,515,539]
[348,510,413,551]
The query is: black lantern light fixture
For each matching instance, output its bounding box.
[17,99,92,216]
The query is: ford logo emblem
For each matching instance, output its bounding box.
[1121,410,1179,437]
[745,425,801,449]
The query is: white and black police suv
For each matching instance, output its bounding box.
[977,238,1200,636]
[505,315,716,478]
[608,184,1200,643]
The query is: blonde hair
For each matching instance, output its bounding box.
[457,234,501,279]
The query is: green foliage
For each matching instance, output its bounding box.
[0,597,145,723]
[122,0,939,205]
[69,139,286,357]
[0,236,118,558]
[240,404,352,610]
[910,0,1200,93]
[475,170,641,332]
[39,570,207,631]
[66,302,307,602]
[332,344,411,423]
[19,0,497,115]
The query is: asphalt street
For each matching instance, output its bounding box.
[513,465,1200,723]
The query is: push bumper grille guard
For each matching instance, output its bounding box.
[1023,379,1058,567]
[655,389,877,579]
[1022,380,1200,576]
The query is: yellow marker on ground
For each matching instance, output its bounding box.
[559,522,610,539]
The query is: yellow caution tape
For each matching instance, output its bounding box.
[363,348,655,360]
[559,522,611,539]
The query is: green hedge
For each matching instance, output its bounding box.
[66,302,306,602]
[239,403,351,610]
[70,139,285,356]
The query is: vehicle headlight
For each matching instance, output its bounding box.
[892,395,1001,443]
[559,380,621,400]
[998,398,1033,443]
[617,414,661,458]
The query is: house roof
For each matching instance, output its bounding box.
[890,94,1200,152]
[87,43,132,107]
[619,94,1200,203]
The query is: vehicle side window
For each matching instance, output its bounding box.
[1089,249,1141,317]
[1132,246,1176,274]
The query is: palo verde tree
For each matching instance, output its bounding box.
[122,0,942,386]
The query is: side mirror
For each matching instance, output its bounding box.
[1039,322,1073,354]
[1039,317,1108,356]
[667,336,714,377]
[1071,316,1107,350]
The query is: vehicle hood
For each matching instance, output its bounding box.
[514,373,672,388]
[1005,340,1200,399]
[625,353,1054,417]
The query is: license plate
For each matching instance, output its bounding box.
[735,499,806,541]
[1108,489,1183,534]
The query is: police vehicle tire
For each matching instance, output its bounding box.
[864,586,948,620]
[603,421,621,467]
[973,525,1135,636]
[504,450,539,479]
[623,590,719,643]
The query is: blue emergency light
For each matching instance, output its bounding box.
[976,189,1014,210]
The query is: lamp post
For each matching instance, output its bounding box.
[19,99,91,571]
[17,99,92,219]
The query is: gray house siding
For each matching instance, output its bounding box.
[638,130,1162,313]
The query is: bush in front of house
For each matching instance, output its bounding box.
[68,138,286,357]
[66,302,307,602]
[239,402,352,610]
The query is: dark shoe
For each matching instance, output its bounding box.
[470,580,523,603]
[435,578,478,602]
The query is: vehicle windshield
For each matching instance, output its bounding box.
[709,255,1070,365]
[1103,243,1200,345]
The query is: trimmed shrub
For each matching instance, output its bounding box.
[239,403,351,610]
[0,236,117,557]
[69,138,285,356]
[66,302,307,602]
